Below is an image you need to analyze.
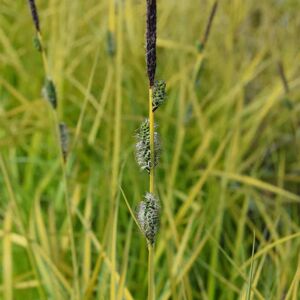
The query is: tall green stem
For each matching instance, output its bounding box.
[149,87,155,193]
[148,244,155,300]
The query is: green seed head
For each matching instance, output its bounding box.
[136,192,160,246]
[135,119,161,172]
[107,31,116,57]
[42,78,57,109]
[153,80,166,112]
[59,123,69,162]
[33,35,42,52]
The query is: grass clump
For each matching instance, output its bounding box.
[0,1,300,300]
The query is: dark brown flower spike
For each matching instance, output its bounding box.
[146,0,157,87]
[27,0,40,32]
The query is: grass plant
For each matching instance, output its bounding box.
[134,1,165,298]
[27,0,79,298]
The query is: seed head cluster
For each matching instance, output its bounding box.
[42,78,57,109]
[152,80,167,112]
[137,193,160,245]
[135,119,161,173]
[59,123,69,162]
[33,35,42,52]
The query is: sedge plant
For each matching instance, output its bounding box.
[26,1,79,298]
[135,1,167,299]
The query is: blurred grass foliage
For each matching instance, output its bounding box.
[0,0,300,299]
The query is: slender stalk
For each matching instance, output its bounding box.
[110,1,122,298]
[199,0,219,51]
[148,244,155,300]
[149,88,155,194]
[148,86,155,300]
[51,110,80,300]
[108,0,116,39]
[277,60,289,94]
[40,36,80,300]
[107,0,116,57]
[37,32,49,76]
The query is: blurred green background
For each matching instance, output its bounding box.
[0,0,300,299]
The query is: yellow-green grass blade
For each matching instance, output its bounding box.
[3,204,13,300]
